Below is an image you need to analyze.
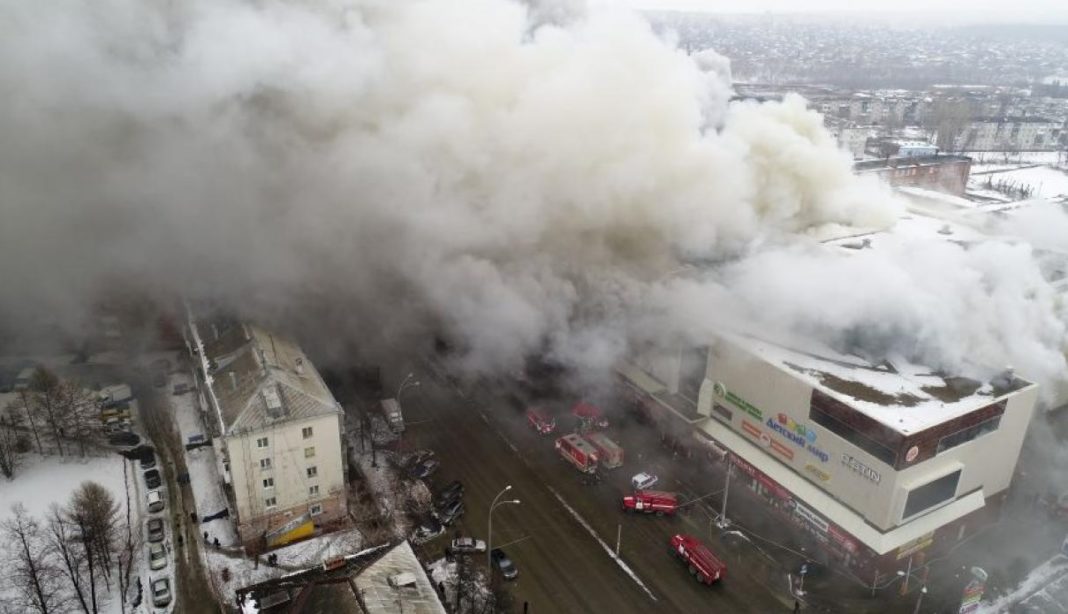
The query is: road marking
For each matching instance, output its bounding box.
[546,485,658,602]
[480,410,519,453]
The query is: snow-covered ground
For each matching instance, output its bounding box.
[977,554,1068,613]
[168,369,238,547]
[0,452,165,614]
[972,166,1068,199]
[970,151,1066,172]
[204,526,365,593]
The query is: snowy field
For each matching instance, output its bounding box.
[978,554,1068,613]
[969,166,1068,200]
[0,452,168,614]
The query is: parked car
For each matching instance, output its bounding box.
[148,543,167,571]
[412,516,444,544]
[107,431,140,448]
[172,382,190,395]
[435,480,464,504]
[631,472,659,490]
[139,452,156,471]
[490,548,518,580]
[448,537,487,555]
[435,498,465,526]
[407,458,440,480]
[143,469,162,489]
[147,490,164,513]
[150,577,172,607]
[146,517,165,543]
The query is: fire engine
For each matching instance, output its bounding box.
[572,401,609,430]
[583,432,624,469]
[670,534,726,585]
[526,408,556,435]
[555,433,599,473]
[621,490,678,515]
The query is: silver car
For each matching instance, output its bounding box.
[148,543,167,571]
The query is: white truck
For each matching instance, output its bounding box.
[381,398,405,433]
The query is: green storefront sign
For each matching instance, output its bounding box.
[723,389,763,421]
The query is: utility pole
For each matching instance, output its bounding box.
[487,486,520,571]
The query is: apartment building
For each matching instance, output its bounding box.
[187,318,348,552]
[955,116,1062,151]
[854,154,972,195]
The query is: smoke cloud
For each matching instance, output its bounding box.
[1,0,1066,397]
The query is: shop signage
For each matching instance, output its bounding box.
[794,502,829,533]
[718,384,764,421]
[842,454,882,484]
[906,446,920,463]
[895,531,934,560]
[828,524,858,553]
[767,413,829,462]
[744,420,795,460]
[805,464,831,482]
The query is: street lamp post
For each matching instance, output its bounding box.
[487,485,521,571]
[716,458,732,529]
[396,372,420,400]
[913,586,927,614]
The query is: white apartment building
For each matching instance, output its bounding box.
[187,318,348,552]
[955,116,1062,151]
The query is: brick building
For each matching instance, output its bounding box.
[854,154,972,196]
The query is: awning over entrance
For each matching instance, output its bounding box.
[704,419,985,556]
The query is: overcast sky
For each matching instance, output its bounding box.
[625,0,1068,21]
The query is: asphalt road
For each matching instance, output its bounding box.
[395,365,795,613]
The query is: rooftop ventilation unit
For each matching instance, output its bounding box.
[263,385,286,419]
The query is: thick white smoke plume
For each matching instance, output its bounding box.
[1,0,1065,395]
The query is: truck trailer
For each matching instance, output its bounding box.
[583,432,623,469]
[555,433,599,474]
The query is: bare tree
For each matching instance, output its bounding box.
[29,368,67,457]
[15,389,44,453]
[2,504,64,614]
[46,504,92,614]
[0,409,25,479]
[69,481,120,589]
[115,462,141,614]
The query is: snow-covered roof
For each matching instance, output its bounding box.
[724,333,1030,435]
[352,542,447,614]
[199,320,341,437]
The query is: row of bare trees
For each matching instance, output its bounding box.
[1,367,103,479]
[1,479,141,614]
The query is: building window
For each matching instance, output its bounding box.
[809,402,897,466]
[302,426,313,439]
[260,458,272,471]
[263,477,274,489]
[264,496,277,509]
[309,504,323,516]
[711,403,733,423]
[937,415,1001,455]
[903,470,961,519]
[256,437,269,448]
[304,446,316,458]
[306,466,318,478]
[309,485,320,497]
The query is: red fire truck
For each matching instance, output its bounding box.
[572,401,609,430]
[621,490,678,515]
[583,432,624,469]
[670,534,726,585]
[555,433,599,473]
[526,408,556,435]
